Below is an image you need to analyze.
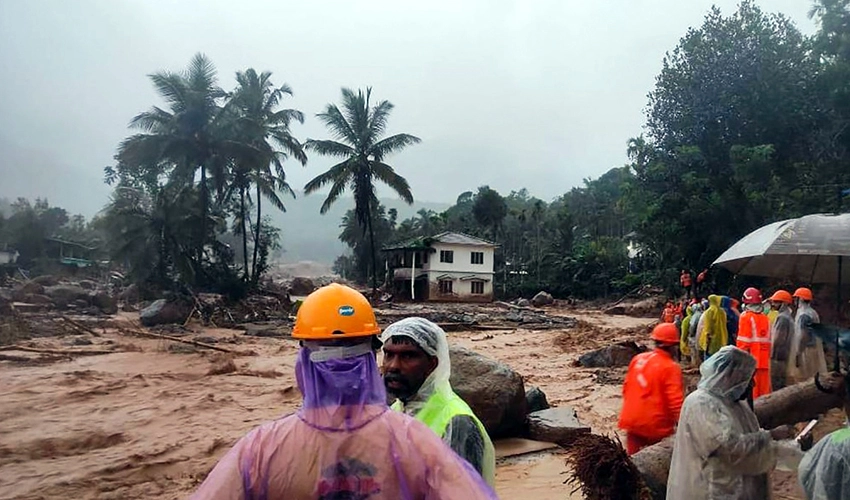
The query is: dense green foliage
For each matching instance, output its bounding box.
[335,1,850,299]
[101,54,304,295]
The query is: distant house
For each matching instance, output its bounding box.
[383,232,498,302]
[0,248,18,265]
[45,238,96,268]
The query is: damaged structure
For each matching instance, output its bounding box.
[383,232,497,302]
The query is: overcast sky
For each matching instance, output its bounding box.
[0,0,817,218]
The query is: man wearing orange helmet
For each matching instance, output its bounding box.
[618,323,684,455]
[767,290,795,390]
[191,284,496,500]
[789,287,827,383]
[736,287,772,398]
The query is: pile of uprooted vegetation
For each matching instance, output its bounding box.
[563,433,652,500]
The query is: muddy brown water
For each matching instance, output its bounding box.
[0,308,828,499]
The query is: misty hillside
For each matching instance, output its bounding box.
[269,193,449,264]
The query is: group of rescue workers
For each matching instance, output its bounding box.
[186,282,848,499]
[622,284,847,499]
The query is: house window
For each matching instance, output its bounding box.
[440,250,454,263]
[439,279,453,294]
[422,252,429,264]
[471,251,484,265]
[471,281,485,294]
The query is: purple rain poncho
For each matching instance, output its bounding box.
[190,344,497,500]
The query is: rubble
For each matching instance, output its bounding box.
[287,277,316,296]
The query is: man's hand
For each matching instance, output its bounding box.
[798,432,814,452]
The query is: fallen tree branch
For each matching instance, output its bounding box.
[0,353,38,362]
[120,324,234,353]
[60,316,102,337]
[0,345,116,355]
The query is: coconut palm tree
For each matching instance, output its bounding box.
[227,68,307,283]
[117,53,228,261]
[304,87,420,291]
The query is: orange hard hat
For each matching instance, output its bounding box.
[651,322,680,345]
[292,283,381,340]
[793,287,813,302]
[768,290,793,304]
[742,287,762,305]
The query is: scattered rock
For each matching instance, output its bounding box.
[450,346,527,438]
[44,285,89,309]
[119,284,140,304]
[516,298,532,308]
[69,337,94,346]
[604,297,663,318]
[531,291,554,307]
[527,406,590,444]
[288,277,316,296]
[23,294,53,305]
[140,299,192,327]
[13,281,45,300]
[77,280,97,290]
[31,275,59,287]
[575,341,646,368]
[71,299,90,309]
[525,386,550,413]
[194,336,219,344]
[89,292,118,315]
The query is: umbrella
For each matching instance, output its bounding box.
[713,213,850,370]
[712,213,850,283]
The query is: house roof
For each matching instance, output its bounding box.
[429,232,498,247]
[382,231,499,251]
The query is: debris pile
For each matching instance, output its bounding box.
[563,433,652,500]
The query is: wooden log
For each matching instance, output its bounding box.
[0,345,116,355]
[61,316,102,337]
[120,325,234,353]
[631,373,846,497]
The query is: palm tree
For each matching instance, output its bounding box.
[117,53,227,262]
[227,69,307,283]
[304,88,420,292]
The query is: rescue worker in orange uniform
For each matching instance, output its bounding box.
[618,323,685,455]
[661,302,676,323]
[735,287,772,399]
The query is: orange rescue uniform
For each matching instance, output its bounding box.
[618,349,684,454]
[736,310,772,398]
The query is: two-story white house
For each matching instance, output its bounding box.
[383,231,497,302]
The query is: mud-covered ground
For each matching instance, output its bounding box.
[0,307,836,499]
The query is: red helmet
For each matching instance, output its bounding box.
[651,323,680,345]
[742,287,763,305]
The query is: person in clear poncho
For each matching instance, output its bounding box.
[767,290,795,391]
[190,284,496,500]
[788,287,827,384]
[667,346,789,499]
[798,371,850,500]
[381,317,495,486]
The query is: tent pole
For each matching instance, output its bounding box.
[836,256,843,372]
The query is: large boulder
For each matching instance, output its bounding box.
[531,291,554,307]
[44,285,89,309]
[449,346,527,438]
[77,279,97,290]
[140,299,192,327]
[575,341,646,368]
[90,292,118,314]
[527,406,590,443]
[23,294,53,305]
[288,277,316,296]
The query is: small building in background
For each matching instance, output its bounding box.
[0,248,18,265]
[383,231,497,302]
